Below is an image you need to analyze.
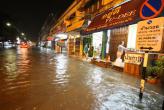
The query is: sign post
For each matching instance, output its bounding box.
[136,17,164,101]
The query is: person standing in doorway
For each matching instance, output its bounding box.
[84,44,88,59]
[88,46,94,57]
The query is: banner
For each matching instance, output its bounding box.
[82,0,164,34]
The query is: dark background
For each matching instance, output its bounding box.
[0,0,74,41]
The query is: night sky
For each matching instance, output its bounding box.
[0,0,74,41]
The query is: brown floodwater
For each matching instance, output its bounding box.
[0,47,163,110]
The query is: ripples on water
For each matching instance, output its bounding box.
[0,47,163,110]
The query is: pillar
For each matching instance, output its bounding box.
[80,37,83,57]
[101,30,108,60]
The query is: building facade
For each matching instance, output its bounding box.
[44,0,164,77]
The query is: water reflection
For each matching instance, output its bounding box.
[86,67,163,110]
[54,54,69,87]
[87,68,103,86]
[17,48,30,73]
[0,48,163,110]
[2,49,18,81]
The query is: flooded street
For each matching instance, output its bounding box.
[0,47,163,110]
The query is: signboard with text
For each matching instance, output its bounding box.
[83,0,142,34]
[82,0,164,35]
[136,17,164,51]
[124,53,144,65]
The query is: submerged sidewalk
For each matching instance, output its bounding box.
[69,54,164,96]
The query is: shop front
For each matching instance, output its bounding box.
[45,36,54,48]
[55,34,68,53]
[66,18,85,56]
[67,33,81,56]
[50,22,67,53]
[82,0,164,73]
[82,35,92,56]
[67,34,75,55]
[92,31,103,59]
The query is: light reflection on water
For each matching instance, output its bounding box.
[52,54,69,87]
[86,66,163,110]
[17,48,31,73]
[2,49,17,81]
[0,48,163,110]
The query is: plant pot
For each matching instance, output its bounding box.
[147,78,158,84]
[159,74,164,84]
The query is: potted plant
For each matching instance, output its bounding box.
[156,56,164,84]
[146,66,159,84]
[146,56,164,84]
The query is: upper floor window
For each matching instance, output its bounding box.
[102,0,113,6]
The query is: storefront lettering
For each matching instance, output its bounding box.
[105,10,136,23]
[83,0,164,34]
[140,25,160,30]
[124,53,144,65]
[116,10,136,20]
[102,6,121,20]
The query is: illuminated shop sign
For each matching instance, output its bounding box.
[47,37,54,41]
[83,0,164,34]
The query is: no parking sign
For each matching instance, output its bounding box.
[140,0,164,19]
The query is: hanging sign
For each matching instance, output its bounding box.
[136,17,164,51]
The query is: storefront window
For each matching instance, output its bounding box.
[92,32,103,58]
[127,24,137,49]
[47,41,52,47]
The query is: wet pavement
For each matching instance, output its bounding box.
[0,47,163,110]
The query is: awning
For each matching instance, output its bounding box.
[82,0,164,34]
[47,36,54,41]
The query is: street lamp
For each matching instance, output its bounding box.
[21,32,25,36]
[6,22,26,37]
[5,22,27,44]
[6,22,11,27]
